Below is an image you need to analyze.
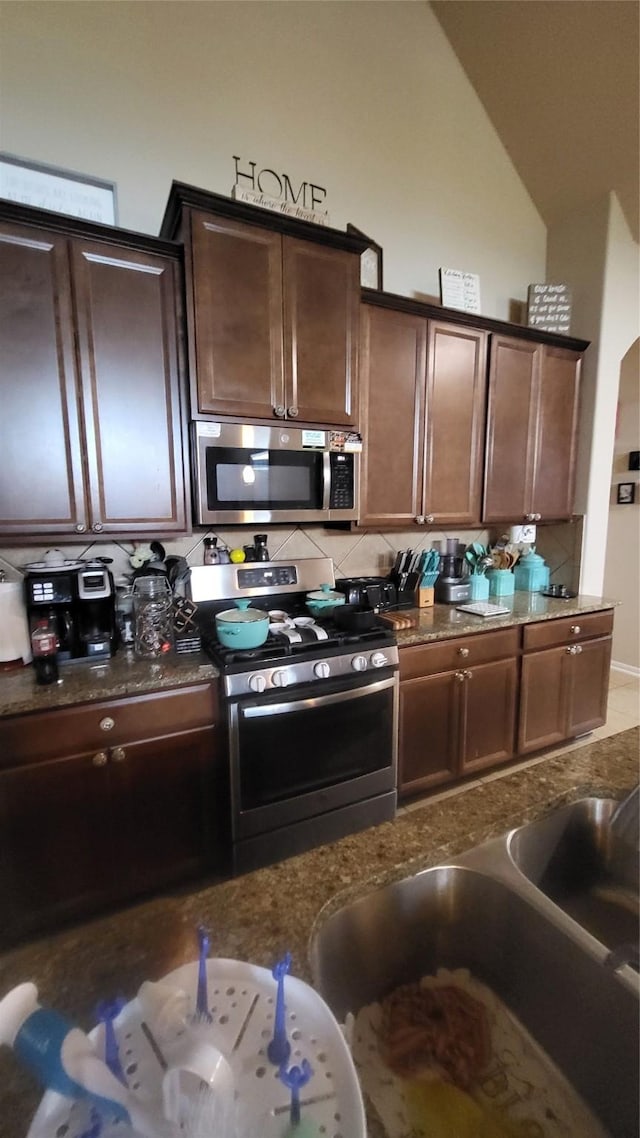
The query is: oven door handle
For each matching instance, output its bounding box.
[240,674,396,719]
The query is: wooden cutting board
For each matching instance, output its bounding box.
[378,610,418,630]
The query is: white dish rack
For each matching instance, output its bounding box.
[27,958,366,1138]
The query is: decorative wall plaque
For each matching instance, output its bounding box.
[347,224,383,289]
[439,267,481,313]
[527,283,572,334]
[0,153,117,224]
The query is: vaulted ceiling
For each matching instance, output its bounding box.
[430,0,639,243]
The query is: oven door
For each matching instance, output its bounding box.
[228,671,398,841]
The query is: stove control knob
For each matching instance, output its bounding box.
[370,651,389,668]
[351,654,368,672]
[248,673,267,693]
[314,661,331,679]
[272,668,292,687]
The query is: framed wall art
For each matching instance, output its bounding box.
[616,482,636,505]
[347,223,383,290]
[0,152,118,225]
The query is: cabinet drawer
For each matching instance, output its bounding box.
[400,628,519,681]
[523,610,614,652]
[0,683,218,770]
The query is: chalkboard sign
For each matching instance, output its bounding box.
[527,283,572,334]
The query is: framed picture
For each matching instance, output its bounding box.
[0,152,118,225]
[347,223,383,290]
[616,482,636,505]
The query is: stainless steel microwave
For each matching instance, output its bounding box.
[193,421,361,525]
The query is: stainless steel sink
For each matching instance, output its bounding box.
[506,797,639,964]
[310,862,639,1137]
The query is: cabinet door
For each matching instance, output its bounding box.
[566,636,612,737]
[518,646,567,753]
[110,726,222,897]
[460,657,517,774]
[531,346,581,521]
[189,211,284,418]
[483,336,540,524]
[359,306,427,528]
[0,751,113,945]
[0,223,88,537]
[423,322,488,526]
[283,238,360,426]
[399,671,459,797]
[71,239,188,535]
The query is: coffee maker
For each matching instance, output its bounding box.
[24,562,117,662]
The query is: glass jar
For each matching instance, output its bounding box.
[132,576,174,659]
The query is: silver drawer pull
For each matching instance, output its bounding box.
[92,751,108,767]
[99,716,115,732]
[111,746,126,763]
[457,647,470,658]
[570,625,581,635]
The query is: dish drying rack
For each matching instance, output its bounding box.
[25,956,365,1138]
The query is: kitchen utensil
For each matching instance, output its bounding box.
[215,600,269,649]
[279,1058,314,1130]
[194,926,213,1025]
[334,604,378,632]
[305,584,345,619]
[378,611,418,630]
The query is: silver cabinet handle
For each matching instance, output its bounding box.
[525,513,536,522]
[92,522,103,533]
[425,514,434,524]
[570,625,581,635]
[456,671,465,682]
[288,406,299,418]
[274,405,286,418]
[99,716,115,732]
[75,523,86,533]
[535,513,542,521]
[457,647,470,658]
[566,645,576,655]
[415,515,425,524]
[464,669,472,679]
[573,644,582,654]
[92,751,108,767]
[111,746,126,763]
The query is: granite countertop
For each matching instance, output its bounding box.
[0,651,219,719]
[0,595,615,719]
[391,592,616,647]
[0,726,636,1137]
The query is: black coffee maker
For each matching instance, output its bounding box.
[24,562,117,662]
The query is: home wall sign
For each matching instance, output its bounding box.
[527,283,572,334]
[439,267,481,314]
[0,153,117,224]
[232,155,330,226]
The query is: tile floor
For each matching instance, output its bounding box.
[400,667,640,814]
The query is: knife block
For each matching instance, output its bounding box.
[415,586,435,608]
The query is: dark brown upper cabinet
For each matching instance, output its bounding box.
[358,302,487,529]
[0,203,188,541]
[161,183,366,429]
[483,335,582,524]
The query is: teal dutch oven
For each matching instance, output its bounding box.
[215,599,269,649]
[305,584,346,619]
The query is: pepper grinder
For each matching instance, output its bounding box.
[253,534,270,562]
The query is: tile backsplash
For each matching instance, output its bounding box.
[0,520,584,589]
[0,525,492,584]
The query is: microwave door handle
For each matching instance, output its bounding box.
[241,675,397,719]
[322,451,331,511]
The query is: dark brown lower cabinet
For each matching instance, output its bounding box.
[518,610,613,754]
[0,683,225,946]
[399,629,519,798]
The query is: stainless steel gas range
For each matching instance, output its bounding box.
[189,558,399,875]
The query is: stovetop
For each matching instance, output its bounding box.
[203,620,393,670]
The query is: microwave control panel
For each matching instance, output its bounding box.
[329,452,354,510]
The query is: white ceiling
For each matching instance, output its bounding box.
[430,0,639,243]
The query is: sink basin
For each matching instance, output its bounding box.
[310,864,639,1138]
[507,797,639,962]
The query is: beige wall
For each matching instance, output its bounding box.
[603,339,640,672]
[0,0,545,317]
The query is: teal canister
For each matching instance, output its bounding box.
[487,568,515,597]
[514,551,550,593]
